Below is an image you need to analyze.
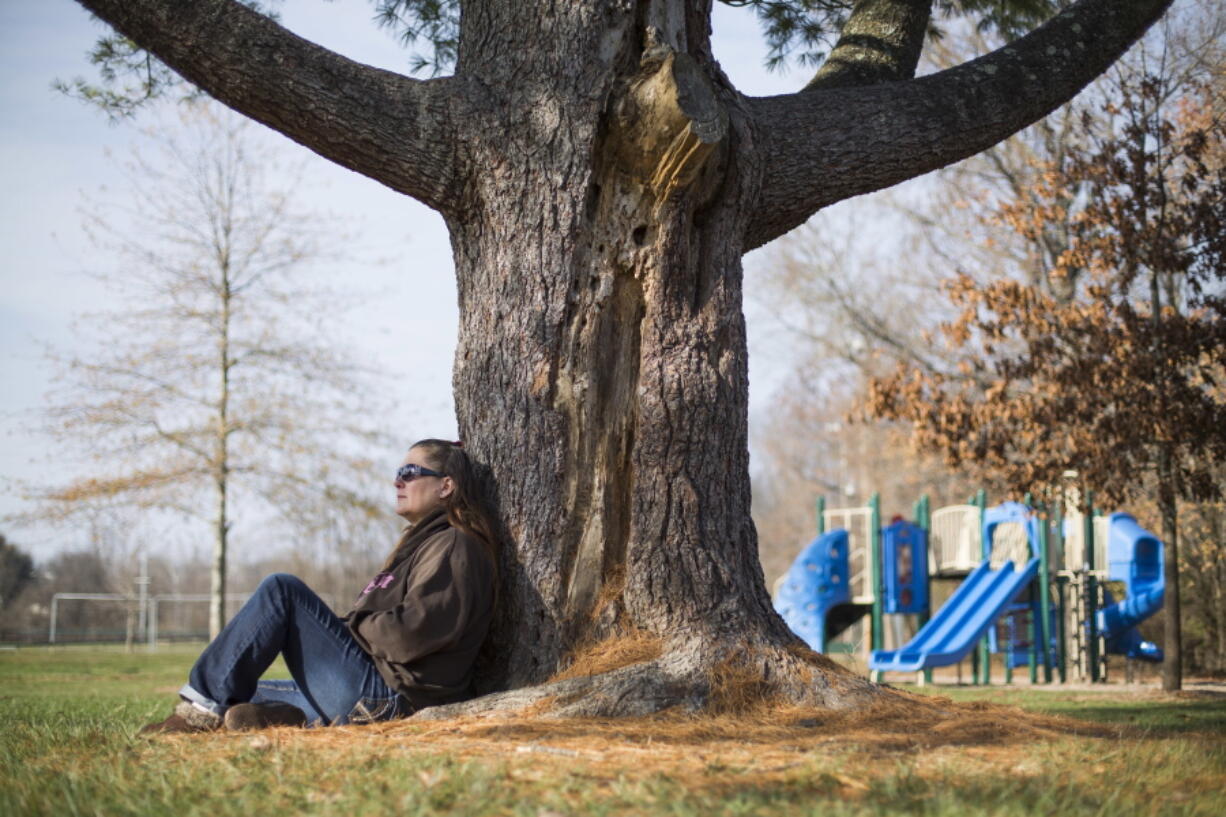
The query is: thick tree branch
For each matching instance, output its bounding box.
[76,0,471,215]
[744,0,1173,250]
[805,0,932,91]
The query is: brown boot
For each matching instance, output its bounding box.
[223,701,308,731]
[138,700,223,735]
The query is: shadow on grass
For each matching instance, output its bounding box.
[1033,699,1226,735]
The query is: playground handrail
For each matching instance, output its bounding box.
[929,505,982,574]
[1061,514,1110,574]
[823,506,874,602]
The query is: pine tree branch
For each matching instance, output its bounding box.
[744,0,1173,250]
[76,0,472,215]
[805,0,932,91]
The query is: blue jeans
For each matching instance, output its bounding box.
[178,573,409,726]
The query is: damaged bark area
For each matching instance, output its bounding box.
[556,34,731,648]
[609,43,729,199]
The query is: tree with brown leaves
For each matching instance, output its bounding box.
[866,71,1226,690]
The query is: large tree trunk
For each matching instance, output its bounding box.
[443,4,875,715]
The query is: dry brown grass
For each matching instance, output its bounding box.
[405,693,1121,755]
[705,651,783,715]
[785,640,858,676]
[171,695,1129,788]
[141,691,1226,811]
[547,627,664,682]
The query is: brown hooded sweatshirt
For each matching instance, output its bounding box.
[344,509,495,710]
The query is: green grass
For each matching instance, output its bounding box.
[1,646,1223,816]
[905,683,1226,734]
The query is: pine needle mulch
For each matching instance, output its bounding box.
[143,688,1226,799]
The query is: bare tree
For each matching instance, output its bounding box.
[19,102,394,638]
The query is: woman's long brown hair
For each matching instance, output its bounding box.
[382,440,500,577]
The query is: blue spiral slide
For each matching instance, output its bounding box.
[1095,513,1164,662]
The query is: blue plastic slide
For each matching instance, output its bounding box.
[1095,512,1164,662]
[869,557,1039,672]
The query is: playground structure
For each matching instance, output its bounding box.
[773,487,1165,684]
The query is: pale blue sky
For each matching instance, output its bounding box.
[0,0,804,559]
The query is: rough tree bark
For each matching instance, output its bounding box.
[75,0,1173,716]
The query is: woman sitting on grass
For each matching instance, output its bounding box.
[141,439,498,733]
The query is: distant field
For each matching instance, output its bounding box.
[2,646,1223,816]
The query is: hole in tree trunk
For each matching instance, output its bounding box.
[585,183,601,221]
[632,225,647,245]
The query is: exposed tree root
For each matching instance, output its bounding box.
[412,641,890,721]
[413,657,700,720]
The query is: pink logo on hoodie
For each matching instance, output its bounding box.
[361,572,396,595]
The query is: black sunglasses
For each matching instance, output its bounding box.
[395,463,447,483]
